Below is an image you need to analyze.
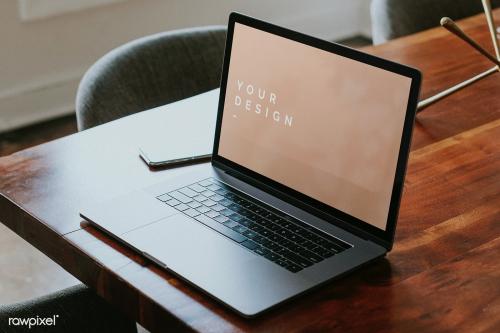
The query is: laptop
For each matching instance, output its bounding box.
[80,12,421,317]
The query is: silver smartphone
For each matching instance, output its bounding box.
[139,141,211,168]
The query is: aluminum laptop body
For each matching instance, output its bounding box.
[80,13,421,317]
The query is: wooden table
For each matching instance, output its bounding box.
[1,11,499,333]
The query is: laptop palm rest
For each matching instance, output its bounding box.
[120,213,310,316]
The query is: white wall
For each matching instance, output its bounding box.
[0,0,371,133]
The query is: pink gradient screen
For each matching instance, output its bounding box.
[218,23,412,230]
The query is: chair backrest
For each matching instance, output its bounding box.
[0,285,137,333]
[371,0,500,44]
[76,26,226,130]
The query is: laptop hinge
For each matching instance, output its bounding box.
[214,161,391,250]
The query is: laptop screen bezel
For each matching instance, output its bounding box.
[212,12,421,250]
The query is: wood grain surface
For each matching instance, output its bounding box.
[1,11,499,333]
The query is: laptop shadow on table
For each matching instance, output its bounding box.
[78,220,395,326]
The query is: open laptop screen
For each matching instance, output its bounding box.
[218,22,412,231]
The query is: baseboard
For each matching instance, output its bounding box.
[0,71,81,133]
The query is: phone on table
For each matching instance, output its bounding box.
[139,141,211,168]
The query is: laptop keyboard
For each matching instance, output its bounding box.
[156,178,352,273]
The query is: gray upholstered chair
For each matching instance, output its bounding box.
[0,284,137,333]
[76,26,227,130]
[371,0,500,44]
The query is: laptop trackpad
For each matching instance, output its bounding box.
[120,213,308,315]
[121,213,258,272]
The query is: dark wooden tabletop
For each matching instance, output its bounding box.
[1,11,499,333]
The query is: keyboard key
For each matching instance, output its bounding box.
[281,251,313,268]
[262,211,274,219]
[228,203,243,212]
[271,216,286,224]
[156,194,171,202]
[187,201,202,209]
[266,243,283,252]
[250,224,265,233]
[298,250,323,263]
[238,218,250,227]
[263,252,281,262]
[196,206,211,214]
[252,235,265,244]
[220,209,235,216]
[198,179,213,187]
[193,195,206,202]
[277,229,289,237]
[254,218,268,226]
[166,199,180,206]
[268,234,286,243]
[211,204,226,212]
[239,210,252,218]
[267,223,282,232]
[280,239,294,249]
[201,190,216,197]
[301,240,318,250]
[274,247,288,255]
[184,208,201,217]
[241,239,258,250]
[239,200,251,207]
[188,184,206,192]
[215,188,229,195]
[278,221,293,230]
[258,238,273,248]
[219,199,232,206]
[230,214,244,222]
[302,231,322,242]
[235,198,247,205]
[203,200,216,207]
[242,229,257,239]
[258,228,273,238]
[251,207,266,215]
[288,243,306,253]
[317,239,343,253]
[214,215,229,223]
[246,203,258,211]
[223,220,239,228]
[232,224,247,234]
[207,184,221,191]
[254,247,270,256]
[313,246,335,258]
[179,187,198,197]
[267,213,280,222]
[169,191,192,204]
[289,225,307,235]
[211,194,224,202]
[275,259,289,268]
[194,215,246,243]
[205,211,220,219]
[285,262,303,273]
[174,203,190,211]
[257,219,273,228]
[289,234,307,244]
[225,212,238,220]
